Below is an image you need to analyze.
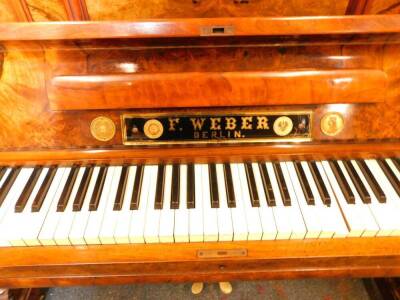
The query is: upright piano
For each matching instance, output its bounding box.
[0,0,400,290]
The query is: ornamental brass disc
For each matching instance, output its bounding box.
[90,116,116,142]
[321,112,345,136]
[273,116,293,136]
[143,119,164,139]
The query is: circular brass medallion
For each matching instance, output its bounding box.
[273,116,293,137]
[144,119,164,139]
[90,116,116,142]
[321,112,345,136]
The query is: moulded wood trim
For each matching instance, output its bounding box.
[2,15,400,40]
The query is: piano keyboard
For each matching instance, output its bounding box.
[0,158,399,247]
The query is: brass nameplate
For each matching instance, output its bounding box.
[122,111,312,146]
[197,249,247,258]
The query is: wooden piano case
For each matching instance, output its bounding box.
[0,0,400,289]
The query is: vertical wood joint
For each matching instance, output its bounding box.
[64,0,90,21]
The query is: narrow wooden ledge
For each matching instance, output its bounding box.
[49,69,386,110]
[0,142,399,165]
[1,15,400,41]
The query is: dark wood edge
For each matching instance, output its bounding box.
[0,142,399,165]
[63,0,90,21]
[346,0,369,14]
[2,15,400,40]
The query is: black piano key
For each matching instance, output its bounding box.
[31,167,57,212]
[273,162,291,206]
[170,164,180,209]
[130,165,144,210]
[308,161,331,206]
[329,160,355,204]
[343,160,371,204]
[209,163,219,209]
[356,160,386,203]
[15,167,42,213]
[0,167,7,183]
[377,159,400,197]
[258,163,275,207]
[154,165,165,209]
[223,163,236,208]
[244,163,260,207]
[57,166,79,212]
[73,167,94,212]
[0,167,21,207]
[113,166,129,211]
[294,161,315,205]
[89,166,108,211]
[187,164,195,209]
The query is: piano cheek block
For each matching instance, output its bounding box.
[47,69,387,111]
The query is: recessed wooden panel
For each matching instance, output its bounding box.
[85,0,349,20]
[365,0,400,14]
[25,0,68,21]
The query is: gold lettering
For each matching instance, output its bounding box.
[168,118,180,131]
[234,131,242,138]
[190,118,206,130]
[225,117,236,130]
[193,131,200,139]
[241,117,253,130]
[210,118,221,130]
[202,131,209,139]
[256,116,269,129]
[211,131,218,138]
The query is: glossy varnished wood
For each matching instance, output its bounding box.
[3,16,400,40]
[1,238,400,287]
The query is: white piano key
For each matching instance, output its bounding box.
[230,164,248,241]
[0,168,11,189]
[189,164,204,242]
[8,167,49,247]
[54,166,86,245]
[174,164,189,243]
[237,163,262,240]
[285,162,322,239]
[202,164,218,242]
[265,162,292,240]
[279,162,307,240]
[23,168,67,246]
[39,167,72,246]
[159,165,175,243]
[129,165,152,243]
[365,159,400,236]
[114,166,136,244]
[301,162,347,238]
[386,158,400,181]
[0,168,34,247]
[144,165,161,243]
[351,160,400,236]
[69,166,100,245]
[336,160,379,237]
[84,167,116,245]
[251,163,277,240]
[99,166,123,244]
[215,164,233,241]
[322,161,369,237]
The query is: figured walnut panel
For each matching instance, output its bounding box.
[85,0,349,20]
[0,1,19,22]
[48,70,386,110]
[364,0,400,14]
[25,0,68,21]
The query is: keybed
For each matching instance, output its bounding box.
[0,158,399,246]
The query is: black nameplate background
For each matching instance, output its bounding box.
[122,112,312,145]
